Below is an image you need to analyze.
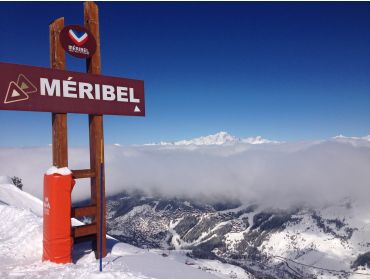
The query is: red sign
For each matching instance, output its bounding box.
[0,62,145,116]
[60,25,97,59]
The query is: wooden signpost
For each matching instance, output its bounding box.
[53,2,104,260]
[0,2,145,260]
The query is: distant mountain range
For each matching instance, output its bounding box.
[333,134,370,141]
[145,131,280,146]
[105,131,370,278]
[144,131,370,147]
[106,192,370,278]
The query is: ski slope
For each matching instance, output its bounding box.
[0,176,249,278]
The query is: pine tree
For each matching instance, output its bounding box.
[11,176,23,190]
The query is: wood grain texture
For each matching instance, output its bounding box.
[49,18,68,168]
[72,169,96,179]
[72,205,97,218]
[84,1,107,259]
[73,223,97,238]
[74,234,96,244]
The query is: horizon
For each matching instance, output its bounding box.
[0,130,368,148]
[0,2,370,147]
[1,129,370,208]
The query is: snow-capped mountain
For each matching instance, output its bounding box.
[174,131,237,146]
[332,134,370,148]
[146,131,279,146]
[145,132,370,147]
[106,192,370,279]
[240,135,279,145]
[333,134,370,142]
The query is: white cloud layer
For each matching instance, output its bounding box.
[0,135,370,209]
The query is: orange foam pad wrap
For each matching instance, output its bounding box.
[42,173,75,263]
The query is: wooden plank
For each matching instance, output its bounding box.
[73,223,97,238]
[84,1,107,259]
[74,234,96,244]
[72,205,97,218]
[85,2,101,75]
[49,17,68,168]
[72,169,96,179]
[49,18,66,71]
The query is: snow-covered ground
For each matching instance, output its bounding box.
[0,177,249,278]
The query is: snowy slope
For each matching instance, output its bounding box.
[0,176,43,216]
[0,178,249,278]
[106,193,370,279]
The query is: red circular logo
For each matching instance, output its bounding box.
[60,25,97,59]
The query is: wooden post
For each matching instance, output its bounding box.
[49,3,106,260]
[49,18,68,168]
[84,1,107,259]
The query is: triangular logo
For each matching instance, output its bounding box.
[17,74,37,94]
[134,105,141,113]
[4,81,29,104]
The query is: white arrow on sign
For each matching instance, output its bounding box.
[134,106,141,113]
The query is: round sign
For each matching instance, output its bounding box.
[60,25,97,59]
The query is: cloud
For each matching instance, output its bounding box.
[0,138,370,209]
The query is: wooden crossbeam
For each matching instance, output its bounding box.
[72,205,97,218]
[72,169,96,179]
[74,234,96,244]
[73,223,97,238]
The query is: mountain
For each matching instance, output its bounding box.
[106,192,370,278]
[2,132,370,278]
[333,134,370,141]
[146,131,279,146]
[333,134,370,142]
[144,132,370,147]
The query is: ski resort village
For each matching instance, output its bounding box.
[1,1,370,279]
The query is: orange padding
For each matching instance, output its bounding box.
[42,173,75,264]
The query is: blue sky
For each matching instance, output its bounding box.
[0,2,369,146]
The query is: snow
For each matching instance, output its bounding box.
[241,135,279,144]
[46,166,72,175]
[0,181,246,278]
[190,258,253,279]
[143,132,370,147]
[0,182,43,216]
[225,231,246,248]
[169,218,185,250]
[257,204,370,277]
[224,208,257,252]
[0,175,13,184]
[333,134,370,141]
[332,134,370,148]
[147,131,279,146]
